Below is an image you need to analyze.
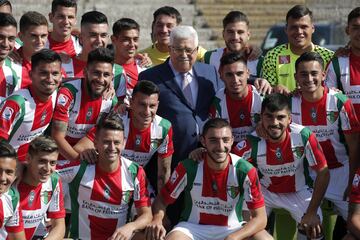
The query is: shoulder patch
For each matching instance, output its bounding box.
[2,106,14,120]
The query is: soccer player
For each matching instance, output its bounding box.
[56,115,152,239]
[145,118,271,240]
[0,141,25,240]
[16,136,65,240]
[209,52,263,146]
[0,13,19,102]
[326,7,360,119]
[111,18,147,101]
[51,47,118,162]
[291,52,360,232]
[0,49,61,162]
[262,5,333,93]
[140,6,206,66]
[75,80,174,194]
[234,93,330,239]
[47,0,82,57]
[14,11,49,89]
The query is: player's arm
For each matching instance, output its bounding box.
[7,231,26,240]
[145,194,168,240]
[348,203,360,238]
[44,218,65,240]
[157,155,171,192]
[345,133,360,198]
[51,120,78,161]
[73,133,98,164]
[301,166,329,239]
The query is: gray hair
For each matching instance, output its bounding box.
[170,25,199,47]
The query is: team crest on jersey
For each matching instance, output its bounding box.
[2,106,14,120]
[86,107,93,122]
[293,146,304,159]
[42,191,52,204]
[239,111,245,121]
[104,184,111,200]
[275,147,282,161]
[326,111,339,124]
[236,140,251,159]
[310,107,317,123]
[150,139,161,150]
[122,191,132,204]
[57,94,68,106]
[28,190,35,207]
[279,55,290,64]
[227,185,240,199]
[170,170,178,184]
[135,135,141,150]
[353,174,360,187]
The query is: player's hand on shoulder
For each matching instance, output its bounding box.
[272,84,291,95]
[145,220,166,240]
[254,78,272,95]
[80,149,98,164]
[135,53,152,68]
[188,147,206,162]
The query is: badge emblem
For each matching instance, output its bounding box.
[28,190,35,207]
[86,107,93,122]
[326,111,339,124]
[227,185,240,199]
[104,184,110,200]
[310,107,317,123]
[275,147,282,161]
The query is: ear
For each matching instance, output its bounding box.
[200,135,206,147]
[346,25,350,35]
[110,35,116,44]
[49,13,54,23]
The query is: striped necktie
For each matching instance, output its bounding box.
[181,72,193,107]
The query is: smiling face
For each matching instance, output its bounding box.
[80,23,109,55]
[220,60,249,99]
[49,6,77,40]
[169,37,197,73]
[200,126,233,169]
[0,25,16,63]
[130,92,159,130]
[26,151,58,185]
[84,61,113,98]
[223,21,250,52]
[153,14,177,48]
[295,60,325,95]
[261,108,291,142]
[95,128,124,164]
[0,157,16,194]
[285,15,314,52]
[112,29,139,61]
[30,60,62,100]
[20,25,48,56]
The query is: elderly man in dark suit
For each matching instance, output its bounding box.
[139,25,222,170]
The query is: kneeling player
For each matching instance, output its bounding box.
[145,118,272,240]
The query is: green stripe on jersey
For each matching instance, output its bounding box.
[300,127,314,187]
[8,186,20,212]
[113,64,125,90]
[203,50,216,64]
[180,159,199,222]
[4,58,19,88]
[69,161,88,239]
[331,57,343,92]
[6,95,25,140]
[159,118,171,139]
[50,172,60,191]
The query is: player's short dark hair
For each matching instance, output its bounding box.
[286,5,313,23]
[0,141,17,160]
[261,93,291,113]
[51,0,77,14]
[295,52,324,72]
[28,135,59,156]
[112,18,139,36]
[348,7,360,24]
[153,6,182,25]
[0,0,12,12]
[223,11,249,29]
[0,12,16,28]
[219,51,248,69]
[96,114,125,135]
[81,10,108,27]
[132,80,159,98]
[31,49,62,70]
[87,47,114,66]
[202,118,232,137]
[20,11,48,33]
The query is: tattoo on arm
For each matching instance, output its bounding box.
[53,121,68,133]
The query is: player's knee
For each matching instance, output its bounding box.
[252,229,274,240]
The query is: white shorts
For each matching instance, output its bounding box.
[324,164,349,219]
[262,186,322,223]
[168,221,246,240]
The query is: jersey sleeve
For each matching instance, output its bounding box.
[232,139,253,163]
[86,126,96,142]
[0,99,21,140]
[47,179,66,219]
[133,166,151,208]
[350,168,360,204]
[325,60,339,89]
[114,70,126,99]
[305,132,328,171]
[56,160,81,183]
[243,167,265,210]
[160,162,187,205]
[5,190,24,233]
[261,50,278,86]
[336,93,360,133]
[209,96,221,119]
[157,126,174,159]
[52,87,74,122]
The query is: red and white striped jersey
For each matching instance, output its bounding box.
[233,123,328,193]
[0,187,24,238]
[86,111,174,166]
[121,60,147,104]
[56,158,150,240]
[161,153,264,227]
[326,53,360,118]
[46,35,82,58]
[17,172,65,239]
[350,168,360,204]
[0,58,21,103]
[52,79,117,147]
[291,88,360,169]
[209,85,262,144]
[0,88,57,161]
[12,48,32,89]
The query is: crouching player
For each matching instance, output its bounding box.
[145,118,272,240]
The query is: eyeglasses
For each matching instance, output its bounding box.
[171,46,198,55]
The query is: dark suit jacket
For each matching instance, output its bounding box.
[139,59,222,168]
